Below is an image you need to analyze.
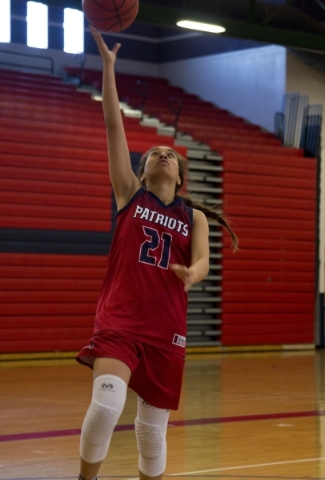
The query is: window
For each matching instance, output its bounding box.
[27,1,48,49]
[0,0,11,43]
[64,8,84,54]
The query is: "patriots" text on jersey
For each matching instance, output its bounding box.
[133,205,189,237]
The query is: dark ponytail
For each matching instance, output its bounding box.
[182,195,238,251]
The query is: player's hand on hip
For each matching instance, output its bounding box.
[169,264,195,292]
[90,26,121,64]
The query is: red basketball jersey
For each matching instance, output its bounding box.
[94,188,193,355]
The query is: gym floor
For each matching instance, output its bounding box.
[1,348,324,480]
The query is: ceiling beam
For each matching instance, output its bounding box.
[248,0,256,24]
[42,0,325,54]
[136,3,325,54]
[42,0,81,8]
[261,0,298,26]
[314,0,325,12]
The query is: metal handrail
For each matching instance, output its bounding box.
[73,52,87,87]
[168,96,182,138]
[274,112,284,142]
[0,49,54,75]
[135,80,149,119]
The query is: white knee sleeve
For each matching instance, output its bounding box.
[135,397,170,477]
[80,374,127,464]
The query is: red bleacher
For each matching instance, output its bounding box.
[221,147,316,346]
[0,252,104,352]
[0,68,187,354]
[0,69,187,233]
[0,67,317,352]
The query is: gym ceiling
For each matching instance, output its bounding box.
[28,1,325,62]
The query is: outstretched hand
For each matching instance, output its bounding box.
[169,264,196,292]
[90,26,121,64]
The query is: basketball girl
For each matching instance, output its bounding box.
[76,27,237,480]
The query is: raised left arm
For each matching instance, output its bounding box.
[169,209,210,291]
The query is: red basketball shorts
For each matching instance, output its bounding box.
[76,330,185,410]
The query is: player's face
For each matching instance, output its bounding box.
[144,147,181,185]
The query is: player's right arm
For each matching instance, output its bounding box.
[91,27,141,210]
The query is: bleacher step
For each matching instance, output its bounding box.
[188,164,222,173]
[209,253,223,259]
[189,173,223,182]
[188,150,222,161]
[209,243,222,249]
[156,126,175,136]
[190,186,223,194]
[187,320,221,326]
[174,138,210,149]
[190,285,222,292]
[141,116,161,126]
[205,198,223,205]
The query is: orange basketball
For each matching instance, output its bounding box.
[82,0,139,32]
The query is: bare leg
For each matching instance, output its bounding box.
[79,460,103,480]
[139,471,163,480]
[79,358,132,480]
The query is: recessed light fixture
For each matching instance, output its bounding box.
[177,20,226,34]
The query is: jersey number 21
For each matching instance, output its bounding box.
[139,226,172,269]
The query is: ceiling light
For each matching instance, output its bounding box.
[177,20,226,34]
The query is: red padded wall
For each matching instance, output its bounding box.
[220,150,316,345]
[0,253,105,353]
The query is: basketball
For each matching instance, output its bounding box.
[82,0,139,32]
